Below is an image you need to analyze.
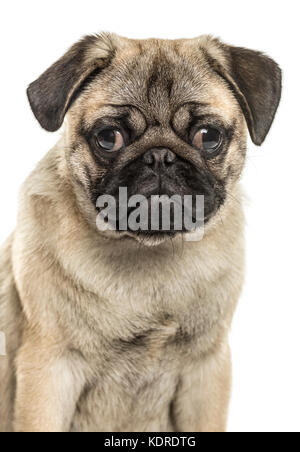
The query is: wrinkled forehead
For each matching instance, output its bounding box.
[71,40,240,129]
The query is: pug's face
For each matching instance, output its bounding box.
[27,34,281,244]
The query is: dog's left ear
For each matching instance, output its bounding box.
[27,33,117,132]
[207,43,282,145]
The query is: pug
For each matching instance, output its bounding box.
[0,33,281,432]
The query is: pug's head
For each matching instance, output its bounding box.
[27,33,281,244]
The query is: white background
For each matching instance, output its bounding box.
[1,0,299,433]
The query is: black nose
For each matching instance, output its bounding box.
[143,148,176,169]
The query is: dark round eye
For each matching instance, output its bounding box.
[192,127,223,156]
[95,129,124,152]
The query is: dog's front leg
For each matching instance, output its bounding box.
[171,341,232,433]
[14,329,86,432]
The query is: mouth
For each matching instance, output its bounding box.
[95,188,222,240]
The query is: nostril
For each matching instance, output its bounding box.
[143,151,155,166]
[165,150,176,165]
[143,148,176,168]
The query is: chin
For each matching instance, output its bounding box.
[95,202,222,247]
[126,230,180,247]
[96,220,209,249]
[96,223,179,247]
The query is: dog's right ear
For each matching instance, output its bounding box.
[27,33,116,132]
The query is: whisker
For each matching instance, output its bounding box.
[169,236,176,258]
[226,191,243,207]
[179,232,185,258]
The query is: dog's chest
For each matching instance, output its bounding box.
[72,317,190,432]
[72,251,226,368]
[68,248,229,431]
[75,266,223,361]
[71,304,222,432]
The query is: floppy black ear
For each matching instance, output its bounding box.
[27,34,115,132]
[207,43,282,145]
[227,46,282,145]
